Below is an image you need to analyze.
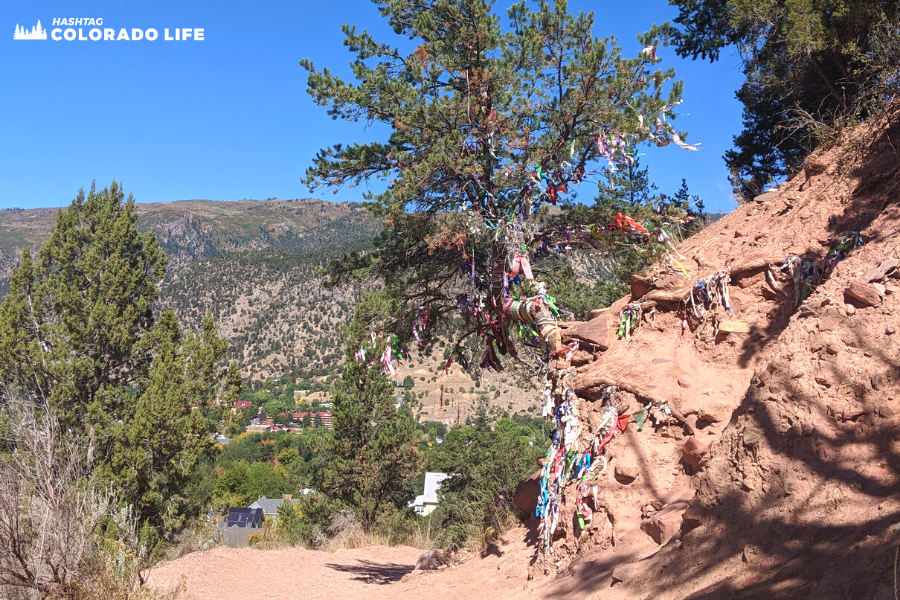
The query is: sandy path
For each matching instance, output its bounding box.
[148,544,422,600]
[147,532,542,600]
[148,524,680,600]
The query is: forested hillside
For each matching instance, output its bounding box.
[158,248,363,381]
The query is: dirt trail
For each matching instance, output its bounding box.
[149,525,680,600]
[148,529,540,600]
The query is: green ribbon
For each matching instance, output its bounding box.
[632,409,646,432]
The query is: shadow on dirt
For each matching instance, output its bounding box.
[324,559,413,585]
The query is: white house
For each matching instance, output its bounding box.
[410,472,449,516]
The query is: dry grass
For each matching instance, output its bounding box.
[165,517,224,562]
[0,395,176,600]
[248,509,445,553]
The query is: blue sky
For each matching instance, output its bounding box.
[0,0,745,212]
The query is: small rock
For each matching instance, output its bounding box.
[586,308,606,320]
[736,271,765,289]
[815,375,833,387]
[809,334,828,352]
[569,350,593,367]
[815,363,839,387]
[742,544,762,564]
[887,324,897,335]
[879,406,893,418]
[651,357,670,365]
[874,282,887,296]
[677,375,691,389]
[631,274,654,299]
[505,567,526,579]
[743,426,764,448]
[758,370,771,384]
[845,281,882,307]
[842,402,869,421]
[682,505,704,529]
[655,274,689,292]
[825,342,843,355]
[640,500,690,545]
[818,315,842,332]
[886,285,899,296]
[698,400,732,424]
[872,372,889,391]
[561,315,610,351]
[718,320,751,333]
[400,571,420,583]
[866,258,899,282]
[415,550,447,571]
[682,437,711,471]
[684,414,698,433]
[614,462,640,484]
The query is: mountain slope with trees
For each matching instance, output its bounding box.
[0,197,380,290]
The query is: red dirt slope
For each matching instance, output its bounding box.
[530,105,900,598]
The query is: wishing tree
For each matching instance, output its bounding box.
[302,0,697,552]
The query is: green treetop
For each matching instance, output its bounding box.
[0,182,235,541]
[0,181,167,428]
[325,341,419,531]
[670,0,900,198]
[302,0,690,355]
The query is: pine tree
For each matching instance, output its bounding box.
[0,182,235,539]
[107,311,227,533]
[219,360,242,408]
[0,181,167,428]
[673,178,703,217]
[325,341,419,532]
[303,0,687,351]
[595,158,659,211]
[670,0,900,199]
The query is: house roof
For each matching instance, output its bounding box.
[422,472,449,504]
[248,496,299,515]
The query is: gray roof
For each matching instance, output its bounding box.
[248,496,299,515]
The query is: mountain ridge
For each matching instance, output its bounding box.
[0,197,379,282]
